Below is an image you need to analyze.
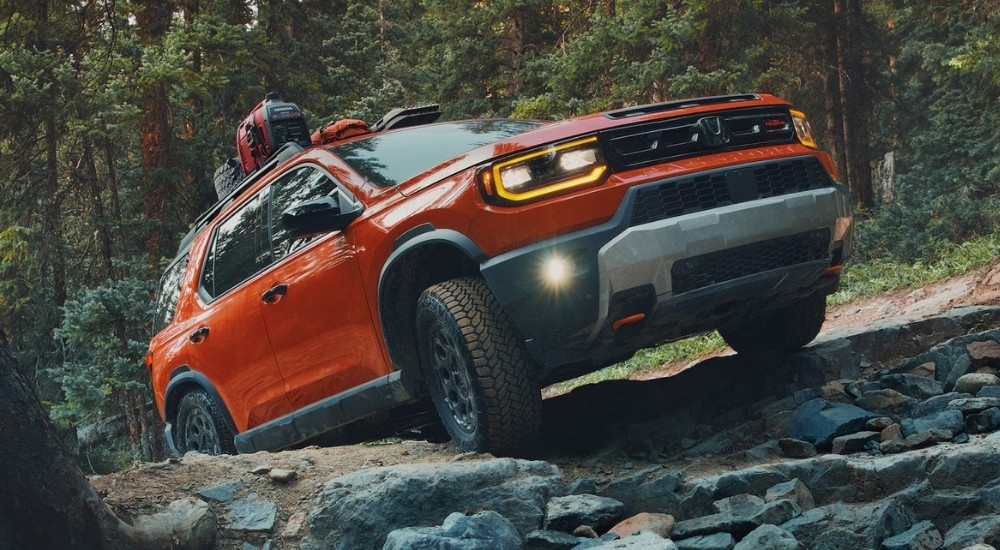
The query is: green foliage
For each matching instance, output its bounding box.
[0,226,30,327]
[872,1,1000,254]
[833,232,1000,305]
[49,277,156,426]
[546,333,726,395]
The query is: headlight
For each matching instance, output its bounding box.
[480,136,608,204]
[790,109,817,149]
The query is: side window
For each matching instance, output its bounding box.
[201,194,269,299]
[153,253,189,333]
[269,166,341,260]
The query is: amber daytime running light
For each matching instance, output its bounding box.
[789,109,817,149]
[481,136,608,203]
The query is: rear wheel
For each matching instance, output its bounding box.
[175,389,236,455]
[719,292,827,353]
[416,277,542,455]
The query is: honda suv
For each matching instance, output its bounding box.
[148,93,853,456]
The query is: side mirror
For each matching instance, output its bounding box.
[281,190,362,236]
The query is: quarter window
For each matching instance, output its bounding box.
[153,253,188,333]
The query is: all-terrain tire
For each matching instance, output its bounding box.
[416,277,542,455]
[719,292,827,353]
[175,389,237,455]
[213,157,245,200]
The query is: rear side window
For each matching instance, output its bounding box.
[201,194,269,299]
[153,253,189,333]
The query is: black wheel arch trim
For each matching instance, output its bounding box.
[377,225,487,368]
[165,366,239,437]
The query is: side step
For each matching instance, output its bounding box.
[234,371,418,454]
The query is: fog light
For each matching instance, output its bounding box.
[543,256,572,286]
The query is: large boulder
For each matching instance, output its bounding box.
[301,458,562,550]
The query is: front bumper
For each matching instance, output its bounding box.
[480,156,853,378]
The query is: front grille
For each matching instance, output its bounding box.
[602,106,798,171]
[630,156,833,226]
[670,229,832,295]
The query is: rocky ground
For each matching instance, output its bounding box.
[90,260,1000,549]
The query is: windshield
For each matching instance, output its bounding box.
[331,120,542,187]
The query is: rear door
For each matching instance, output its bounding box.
[257,165,390,410]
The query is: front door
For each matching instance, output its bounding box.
[257,165,390,410]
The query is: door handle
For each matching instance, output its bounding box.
[261,283,288,304]
[189,327,209,343]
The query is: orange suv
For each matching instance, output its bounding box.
[148,94,853,456]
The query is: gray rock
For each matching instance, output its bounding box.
[672,532,735,550]
[575,532,677,549]
[302,459,562,550]
[765,479,814,511]
[197,480,244,503]
[676,480,717,520]
[671,512,757,540]
[855,389,918,414]
[967,407,1000,434]
[942,353,973,393]
[912,392,974,417]
[955,373,1000,395]
[879,519,942,550]
[382,511,523,550]
[714,468,788,499]
[733,524,800,550]
[600,468,683,517]
[942,514,1000,549]
[525,528,587,549]
[786,399,878,450]
[900,409,965,437]
[880,373,944,399]
[711,494,763,517]
[544,494,625,533]
[268,468,297,483]
[226,498,277,531]
[778,438,817,459]
[977,385,1000,399]
[927,441,1000,489]
[948,397,1000,414]
[831,431,880,454]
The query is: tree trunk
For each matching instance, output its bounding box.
[836,0,875,209]
[0,331,132,550]
[0,333,213,549]
[821,1,847,185]
[81,139,115,279]
[136,0,176,261]
[44,117,67,310]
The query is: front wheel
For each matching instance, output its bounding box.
[416,277,542,455]
[719,292,827,354]
[174,389,237,455]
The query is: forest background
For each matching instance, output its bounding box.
[1,0,998,472]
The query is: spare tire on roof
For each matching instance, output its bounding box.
[213,157,245,200]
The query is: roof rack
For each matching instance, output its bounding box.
[175,141,305,255]
[603,94,761,119]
